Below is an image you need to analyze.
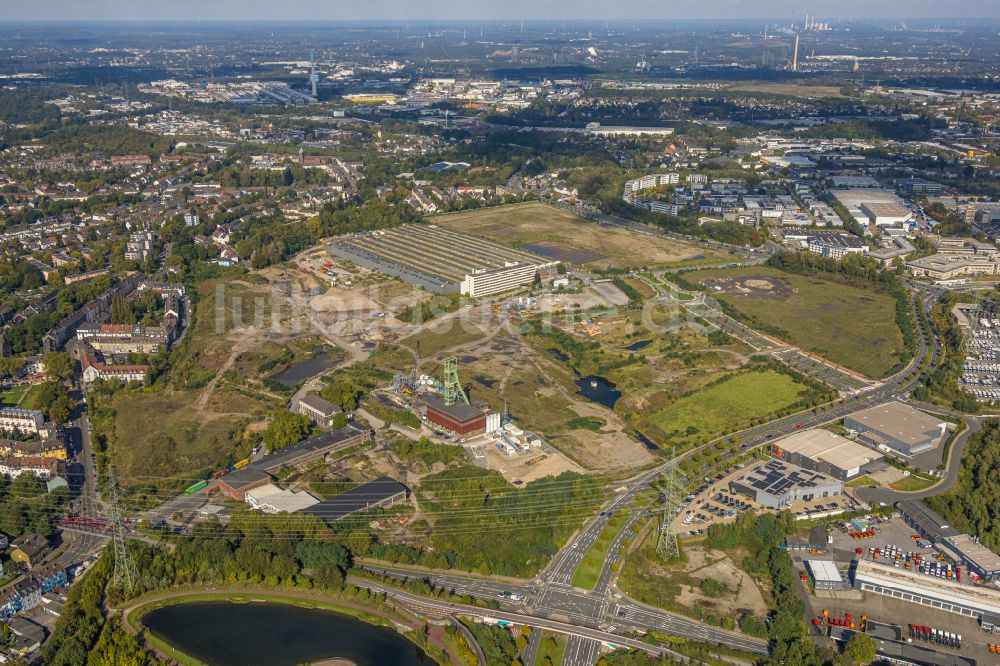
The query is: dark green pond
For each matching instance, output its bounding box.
[143,601,435,666]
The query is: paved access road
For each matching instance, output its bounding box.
[347,576,698,663]
[359,564,770,655]
[857,413,980,505]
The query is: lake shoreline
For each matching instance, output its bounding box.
[119,588,445,666]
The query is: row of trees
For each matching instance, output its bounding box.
[911,294,979,412]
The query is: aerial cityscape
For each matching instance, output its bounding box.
[0,5,999,666]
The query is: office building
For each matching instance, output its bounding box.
[297,394,343,428]
[729,459,843,509]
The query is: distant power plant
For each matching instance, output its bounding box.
[804,14,832,31]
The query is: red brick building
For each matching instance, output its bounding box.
[205,468,271,501]
[424,396,487,438]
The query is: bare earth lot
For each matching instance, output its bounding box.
[618,533,770,622]
[431,202,729,269]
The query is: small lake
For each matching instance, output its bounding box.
[474,375,496,388]
[143,601,435,666]
[547,348,569,363]
[635,431,660,451]
[625,339,653,352]
[270,352,338,387]
[575,376,621,409]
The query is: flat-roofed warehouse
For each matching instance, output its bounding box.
[299,476,408,524]
[327,224,558,297]
[853,559,1000,630]
[771,428,883,480]
[844,401,949,457]
[897,500,959,545]
[942,534,1000,583]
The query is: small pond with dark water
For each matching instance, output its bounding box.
[574,375,622,409]
[269,352,338,387]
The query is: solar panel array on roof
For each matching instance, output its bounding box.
[746,459,826,494]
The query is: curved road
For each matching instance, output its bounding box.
[856,414,980,505]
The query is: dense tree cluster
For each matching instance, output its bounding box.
[705,511,876,666]
[390,437,466,467]
[0,473,69,538]
[43,124,174,158]
[261,409,313,452]
[927,421,1000,551]
[414,467,603,576]
[462,621,518,666]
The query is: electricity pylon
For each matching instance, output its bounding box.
[656,456,682,561]
[104,472,138,592]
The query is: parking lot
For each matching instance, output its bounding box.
[675,461,758,534]
[960,302,1000,403]
[827,515,935,562]
[675,458,857,534]
[805,590,995,665]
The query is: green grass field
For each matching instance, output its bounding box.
[571,509,630,590]
[112,391,252,489]
[642,369,814,445]
[0,384,41,409]
[686,266,905,377]
[534,631,567,666]
[845,475,880,488]
[889,475,938,492]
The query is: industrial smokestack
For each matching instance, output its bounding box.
[792,34,800,72]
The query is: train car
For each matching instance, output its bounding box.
[185,480,208,495]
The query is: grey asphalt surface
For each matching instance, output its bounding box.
[522,626,541,666]
[360,564,769,654]
[562,635,601,666]
[347,575,696,663]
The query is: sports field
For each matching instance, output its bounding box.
[686,266,906,378]
[430,203,730,269]
[641,369,814,446]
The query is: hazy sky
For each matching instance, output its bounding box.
[7,0,1000,21]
